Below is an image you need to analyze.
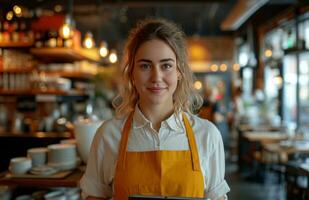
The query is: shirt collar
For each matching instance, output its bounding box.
[163,112,184,132]
[132,105,184,132]
[132,105,149,129]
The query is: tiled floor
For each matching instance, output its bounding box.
[225,161,285,200]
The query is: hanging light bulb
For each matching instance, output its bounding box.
[83,32,95,49]
[59,15,72,39]
[6,11,13,21]
[13,5,22,17]
[99,41,109,57]
[109,49,118,63]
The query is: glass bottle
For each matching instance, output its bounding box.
[2,21,10,42]
[0,21,3,42]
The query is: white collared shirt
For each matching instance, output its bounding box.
[80,107,230,200]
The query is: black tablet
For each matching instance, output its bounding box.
[129,195,209,200]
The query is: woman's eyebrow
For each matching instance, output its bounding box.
[137,58,175,63]
[160,58,175,63]
[137,59,152,63]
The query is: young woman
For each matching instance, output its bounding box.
[80,18,230,200]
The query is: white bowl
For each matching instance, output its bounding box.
[47,159,77,171]
[9,157,32,175]
[47,144,76,166]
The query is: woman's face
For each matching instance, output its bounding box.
[132,39,179,108]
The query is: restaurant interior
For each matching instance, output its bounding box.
[0,0,309,199]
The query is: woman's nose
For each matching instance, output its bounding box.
[150,67,162,81]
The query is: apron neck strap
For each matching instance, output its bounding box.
[182,113,201,171]
[119,112,134,169]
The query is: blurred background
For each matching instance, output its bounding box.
[0,0,308,200]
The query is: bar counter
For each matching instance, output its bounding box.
[0,168,83,187]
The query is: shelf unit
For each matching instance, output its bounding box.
[42,71,95,80]
[0,42,33,48]
[0,67,34,73]
[0,89,87,96]
[30,47,100,63]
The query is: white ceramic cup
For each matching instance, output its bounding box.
[27,147,48,167]
[9,157,32,175]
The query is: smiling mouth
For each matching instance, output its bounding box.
[147,87,166,93]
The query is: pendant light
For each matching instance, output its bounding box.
[83,31,95,49]
[59,15,72,39]
[99,41,109,57]
[109,49,118,63]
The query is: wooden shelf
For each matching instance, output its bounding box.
[0,67,34,73]
[0,89,86,96]
[43,71,95,79]
[0,131,71,138]
[30,47,100,62]
[0,169,83,187]
[0,41,33,48]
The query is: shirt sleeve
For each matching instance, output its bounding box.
[204,126,230,200]
[80,122,116,199]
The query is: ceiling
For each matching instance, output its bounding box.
[0,0,298,48]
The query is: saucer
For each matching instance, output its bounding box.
[30,166,58,176]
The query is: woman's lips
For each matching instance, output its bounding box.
[147,87,166,93]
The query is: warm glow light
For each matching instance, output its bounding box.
[83,32,95,49]
[194,81,202,90]
[13,5,22,16]
[220,64,228,72]
[210,64,218,72]
[59,23,71,39]
[109,50,118,63]
[233,63,240,71]
[99,41,109,57]
[6,11,13,20]
[54,5,63,13]
[189,44,206,60]
[264,49,272,57]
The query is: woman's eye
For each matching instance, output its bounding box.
[162,63,172,70]
[140,64,151,69]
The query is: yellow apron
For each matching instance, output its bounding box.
[114,112,205,199]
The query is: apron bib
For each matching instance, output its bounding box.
[114,112,205,199]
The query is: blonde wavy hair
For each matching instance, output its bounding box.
[113,18,203,118]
